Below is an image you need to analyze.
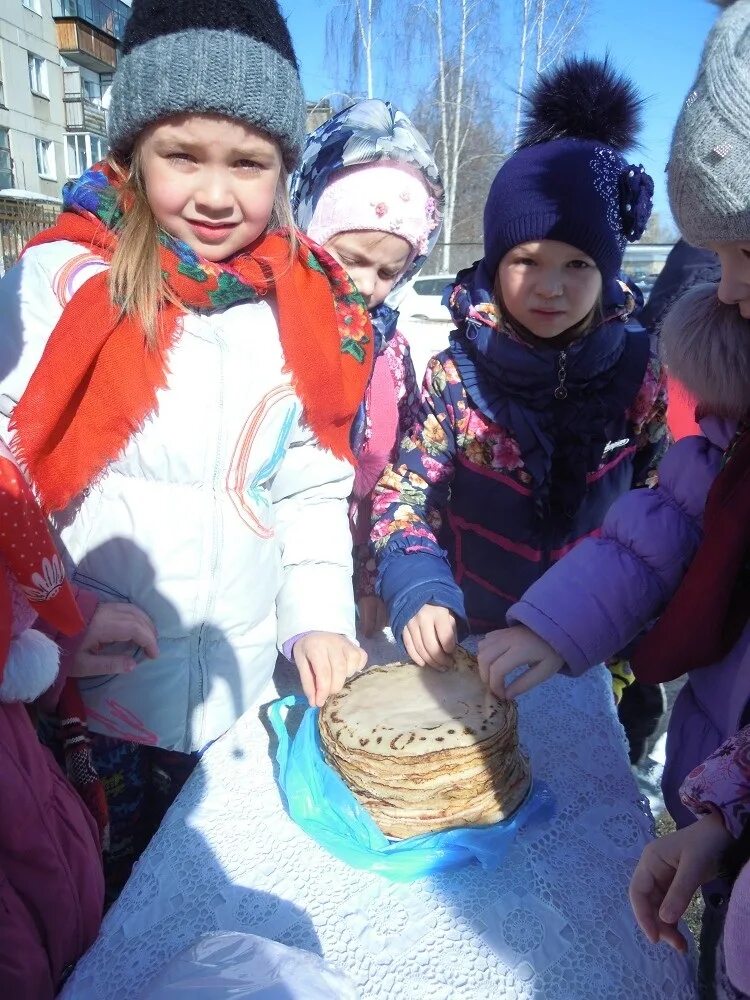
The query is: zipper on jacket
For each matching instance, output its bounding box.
[539,349,569,572]
[195,325,227,748]
[554,350,568,400]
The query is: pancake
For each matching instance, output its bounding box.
[319,649,531,839]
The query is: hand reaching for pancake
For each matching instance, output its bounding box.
[294,632,368,708]
[403,604,457,669]
[478,625,564,699]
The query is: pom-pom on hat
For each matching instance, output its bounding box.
[483,57,654,285]
[108,0,306,170]
[668,0,750,246]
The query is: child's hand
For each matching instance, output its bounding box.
[629,812,733,953]
[477,626,564,699]
[403,604,457,668]
[293,632,367,707]
[358,595,388,638]
[71,603,159,677]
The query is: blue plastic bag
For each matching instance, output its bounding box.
[267,695,555,882]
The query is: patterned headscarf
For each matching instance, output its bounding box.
[291,100,443,292]
[291,100,444,451]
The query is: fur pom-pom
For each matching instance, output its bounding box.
[661,282,750,419]
[0,628,59,703]
[517,56,645,151]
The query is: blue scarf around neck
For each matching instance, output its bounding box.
[447,259,649,517]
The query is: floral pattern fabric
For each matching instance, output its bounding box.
[442,261,656,518]
[371,346,668,618]
[681,725,750,840]
[354,330,420,599]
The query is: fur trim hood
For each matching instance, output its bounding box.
[661,282,750,419]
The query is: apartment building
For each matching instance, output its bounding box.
[0,0,129,198]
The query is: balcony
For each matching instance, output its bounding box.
[63,70,107,133]
[53,0,130,73]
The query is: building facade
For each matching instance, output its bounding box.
[0,0,129,198]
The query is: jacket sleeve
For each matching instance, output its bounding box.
[629,353,670,490]
[507,432,723,674]
[0,244,106,439]
[272,425,356,650]
[393,331,421,436]
[371,356,467,651]
[352,332,421,604]
[680,725,750,839]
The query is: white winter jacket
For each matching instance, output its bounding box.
[0,241,356,752]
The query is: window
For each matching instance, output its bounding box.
[65,133,108,178]
[22,0,42,13]
[35,138,56,180]
[28,54,48,97]
[83,77,102,105]
[0,129,12,189]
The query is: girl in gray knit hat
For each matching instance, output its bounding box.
[0,0,376,902]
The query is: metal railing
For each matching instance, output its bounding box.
[0,197,60,276]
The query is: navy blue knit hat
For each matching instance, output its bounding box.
[484,58,654,285]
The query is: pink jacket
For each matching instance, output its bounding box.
[0,700,104,997]
[351,330,420,599]
[0,441,103,998]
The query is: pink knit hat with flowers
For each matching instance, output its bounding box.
[306,161,438,259]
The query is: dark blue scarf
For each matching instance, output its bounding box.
[447,260,649,517]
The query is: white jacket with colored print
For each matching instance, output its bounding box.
[0,241,356,752]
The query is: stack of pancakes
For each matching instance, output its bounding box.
[319,647,531,839]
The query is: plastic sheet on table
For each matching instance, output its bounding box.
[140,931,358,999]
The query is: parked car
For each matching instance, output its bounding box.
[390,274,454,380]
[392,274,453,323]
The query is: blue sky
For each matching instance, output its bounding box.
[281,0,719,225]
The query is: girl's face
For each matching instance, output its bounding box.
[497,240,603,338]
[711,241,750,319]
[138,114,282,262]
[323,231,412,308]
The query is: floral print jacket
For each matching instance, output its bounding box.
[681,725,750,840]
[371,342,668,646]
[353,329,420,599]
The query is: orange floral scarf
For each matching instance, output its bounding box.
[11,164,373,513]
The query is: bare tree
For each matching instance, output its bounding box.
[640,210,678,245]
[326,0,385,100]
[408,0,498,272]
[514,0,533,146]
[513,0,590,143]
[534,0,588,73]
[324,0,507,274]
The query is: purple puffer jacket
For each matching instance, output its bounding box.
[508,416,750,828]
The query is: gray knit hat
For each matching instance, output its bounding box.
[108,0,306,170]
[668,0,750,246]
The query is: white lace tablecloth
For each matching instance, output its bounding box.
[64,636,697,999]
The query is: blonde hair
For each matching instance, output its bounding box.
[107,148,296,349]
